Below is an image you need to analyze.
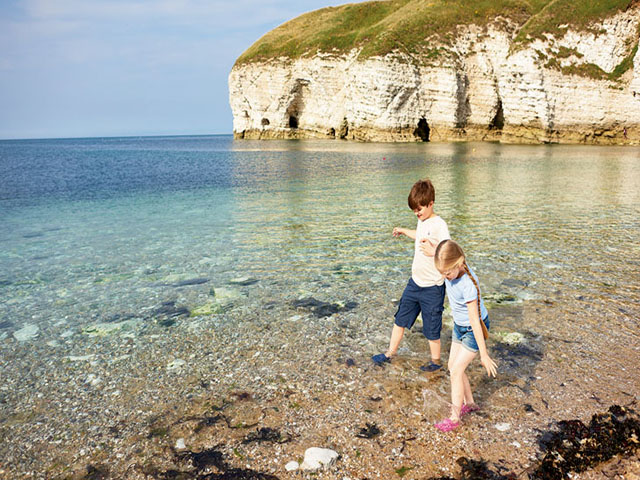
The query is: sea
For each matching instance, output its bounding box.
[1,135,639,476]
[2,135,638,335]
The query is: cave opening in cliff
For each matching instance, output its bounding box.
[489,100,504,130]
[261,118,270,126]
[413,118,430,142]
[289,115,298,129]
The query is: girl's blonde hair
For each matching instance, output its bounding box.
[434,239,465,273]
[435,240,488,338]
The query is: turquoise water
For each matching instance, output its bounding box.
[2,136,638,342]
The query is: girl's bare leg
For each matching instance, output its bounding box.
[448,347,477,422]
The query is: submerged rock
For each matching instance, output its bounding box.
[166,359,186,372]
[190,302,225,317]
[13,323,39,342]
[83,319,140,337]
[172,277,209,287]
[494,331,525,345]
[229,276,259,286]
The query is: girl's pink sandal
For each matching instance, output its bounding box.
[460,404,480,416]
[434,418,460,432]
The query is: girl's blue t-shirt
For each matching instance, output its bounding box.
[445,265,488,327]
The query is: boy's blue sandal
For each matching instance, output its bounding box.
[372,353,391,365]
[420,361,442,372]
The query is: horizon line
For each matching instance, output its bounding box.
[0,133,234,142]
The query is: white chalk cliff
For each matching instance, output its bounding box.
[229,7,640,144]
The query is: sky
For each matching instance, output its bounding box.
[0,0,347,139]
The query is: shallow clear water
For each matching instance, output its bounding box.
[2,136,638,343]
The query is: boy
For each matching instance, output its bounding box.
[372,179,450,371]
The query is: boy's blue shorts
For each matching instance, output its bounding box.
[394,278,445,341]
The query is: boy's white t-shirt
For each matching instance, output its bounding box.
[411,215,450,287]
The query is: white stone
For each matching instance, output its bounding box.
[300,447,339,470]
[14,323,39,342]
[285,461,299,471]
[166,359,186,371]
[85,374,102,387]
[495,422,511,431]
[175,438,186,450]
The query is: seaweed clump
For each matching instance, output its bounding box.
[532,404,640,479]
[142,447,280,480]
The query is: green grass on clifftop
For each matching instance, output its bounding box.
[235,0,635,65]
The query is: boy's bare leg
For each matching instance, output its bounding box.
[428,339,441,363]
[385,324,405,357]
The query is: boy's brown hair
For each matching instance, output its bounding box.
[408,179,435,210]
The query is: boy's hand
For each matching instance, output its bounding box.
[392,227,403,237]
[480,354,498,377]
[419,237,438,256]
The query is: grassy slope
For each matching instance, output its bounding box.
[236,0,635,67]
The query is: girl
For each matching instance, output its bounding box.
[433,239,497,432]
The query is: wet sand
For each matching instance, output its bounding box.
[2,287,639,479]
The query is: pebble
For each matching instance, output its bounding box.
[285,461,299,471]
[300,447,339,470]
[495,423,511,431]
[175,438,186,450]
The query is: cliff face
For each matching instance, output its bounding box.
[229,7,640,144]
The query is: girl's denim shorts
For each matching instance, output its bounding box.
[452,317,490,353]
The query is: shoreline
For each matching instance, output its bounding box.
[234,125,640,146]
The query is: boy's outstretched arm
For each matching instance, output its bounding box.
[393,227,416,239]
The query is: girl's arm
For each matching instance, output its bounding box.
[393,227,416,240]
[466,299,498,377]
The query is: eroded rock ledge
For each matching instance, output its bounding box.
[229,10,640,145]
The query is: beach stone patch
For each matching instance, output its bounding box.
[13,323,39,342]
[300,447,339,471]
[0,320,13,329]
[292,296,358,318]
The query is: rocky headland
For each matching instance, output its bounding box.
[229,0,640,144]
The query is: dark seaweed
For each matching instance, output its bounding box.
[292,296,358,318]
[356,423,381,439]
[242,427,290,444]
[532,404,640,479]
